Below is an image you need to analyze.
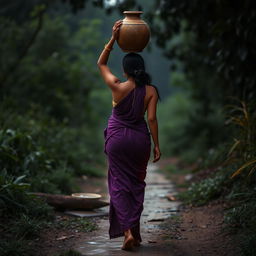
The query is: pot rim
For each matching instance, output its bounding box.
[123,11,143,14]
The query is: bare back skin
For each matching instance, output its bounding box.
[112,80,158,117]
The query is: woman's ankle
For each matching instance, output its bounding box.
[124,229,133,238]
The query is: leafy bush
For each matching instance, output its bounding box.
[223,191,256,256]
[225,99,256,179]
[0,11,108,182]
[0,168,55,256]
[0,169,54,218]
[158,89,227,164]
[8,213,46,239]
[0,9,108,255]
[158,91,194,157]
[30,164,80,194]
[0,238,33,256]
[178,169,231,206]
[240,233,256,256]
[0,105,106,192]
[224,200,256,230]
[0,127,80,194]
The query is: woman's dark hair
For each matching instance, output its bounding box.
[122,52,161,100]
[122,52,150,87]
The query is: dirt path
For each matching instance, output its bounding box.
[74,163,182,255]
[157,159,241,256]
[37,158,240,256]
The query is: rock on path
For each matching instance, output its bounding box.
[74,163,181,255]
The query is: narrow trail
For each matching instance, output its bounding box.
[74,163,181,255]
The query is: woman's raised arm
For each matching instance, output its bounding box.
[97,20,122,91]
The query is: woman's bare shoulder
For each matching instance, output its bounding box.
[115,81,132,92]
[146,85,158,97]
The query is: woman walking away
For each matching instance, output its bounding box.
[97,20,161,251]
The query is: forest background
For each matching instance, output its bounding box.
[1,0,255,255]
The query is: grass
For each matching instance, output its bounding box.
[161,164,191,175]
[0,238,32,256]
[8,214,46,239]
[177,171,226,206]
[176,183,190,188]
[0,211,98,256]
[0,215,53,256]
[168,214,182,222]
[47,216,98,232]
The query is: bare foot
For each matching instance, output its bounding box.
[121,230,135,250]
[133,239,141,247]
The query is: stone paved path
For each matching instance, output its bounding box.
[74,163,181,255]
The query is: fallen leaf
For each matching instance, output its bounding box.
[56,235,75,241]
[166,194,177,201]
[148,240,157,243]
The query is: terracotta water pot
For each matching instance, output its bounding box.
[117,11,150,52]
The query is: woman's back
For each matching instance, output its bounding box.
[111,81,158,116]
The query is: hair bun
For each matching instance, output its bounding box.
[134,69,144,76]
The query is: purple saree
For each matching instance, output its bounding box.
[104,84,151,242]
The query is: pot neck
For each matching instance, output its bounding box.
[124,11,142,20]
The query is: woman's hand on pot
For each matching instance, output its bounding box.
[112,20,122,40]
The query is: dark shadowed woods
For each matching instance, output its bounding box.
[0,1,255,255]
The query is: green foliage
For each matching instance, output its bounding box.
[0,5,108,254]
[196,143,230,170]
[143,4,256,252]
[0,9,108,194]
[31,164,80,194]
[142,1,256,100]
[0,160,97,256]
[50,216,98,232]
[163,164,190,175]
[142,0,256,166]
[240,233,256,256]
[0,238,33,256]
[0,127,52,177]
[223,189,256,256]
[0,167,55,256]
[0,127,79,194]
[224,99,256,179]
[106,1,256,253]
[224,200,256,230]
[8,213,46,239]
[0,169,55,218]
[158,91,193,157]
[178,169,231,206]
[158,88,227,163]
[2,13,103,121]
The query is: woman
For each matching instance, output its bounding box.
[97,20,161,250]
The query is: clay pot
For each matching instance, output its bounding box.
[117,11,150,52]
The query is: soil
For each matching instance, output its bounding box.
[33,158,241,256]
[157,158,241,256]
